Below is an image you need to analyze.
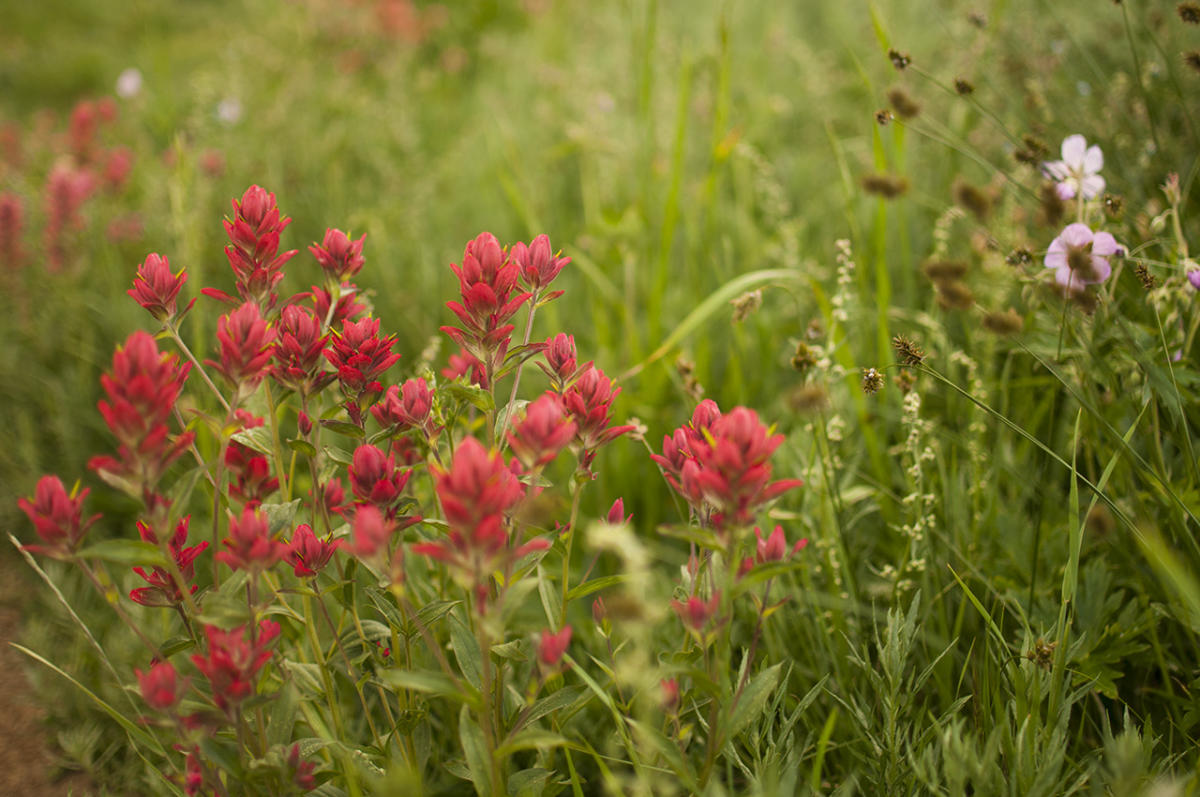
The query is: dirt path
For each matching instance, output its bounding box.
[0,553,94,796]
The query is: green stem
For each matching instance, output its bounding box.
[558,476,587,628]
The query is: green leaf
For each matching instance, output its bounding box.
[268,682,299,746]
[443,381,496,412]
[320,420,365,439]
[449,614,484,690]
[656,523,723,551]
[508,768,555,796]
[726,662,784,740]
[261,499,302,537]
[75,539,168,568]
[512,685,587,734]
[491,639,530,662]
[413,600,461,634]
[494,729,568,757]
[459,705,495,797]
[287,438,317,457]
[232,425,274,455]
[159,636,195,657]
[324,446,354,466]
[565,574,628,603]
[380,669,479,707]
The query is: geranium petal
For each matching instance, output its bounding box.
[1061,134,1086,167]
[1088,255,1112,283]
[1080,175,1105,200]
[1083,145,1103,174]
[1060,223,1094,248]
[1090,231,1121,257]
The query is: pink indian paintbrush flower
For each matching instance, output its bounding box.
[128,253,194,323]
[191,620,281,714]
[371,378,434,432]
[1042,135,1105,201]
[0,192,26,270]
[17,475,100,558]
[130,515,208,607]
[136,660,188,712]
[754,524,807,564]
[1044,222,1124,291]
[507,393,577,469]
[209,301,276,394]
[562,366,635,472]
[535,333,592,391]
[216,506,287,573]
[309,228,366,281]
[671,592,722,633]
[89,331,195,494]
[102,147,134,191]
[43,164,96,272]
[324,316,402,418]
[272,304,333,396]
[285,524,338,578]
[537,625,572,668]
[606,497,632,525]
[442,347,488,388]
[346,504,396,559]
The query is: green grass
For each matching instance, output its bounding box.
[3,0,1200,793]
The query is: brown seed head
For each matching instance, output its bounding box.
[936,280,975,310]
[791,342,818,373]
[953,177,992,220]
[1186,51,1200,74]
[954,78,975,96]
[1134,263,1156,290]
[861,173,909,199]
[861,367,885,394]
[1005,247,1033,266]
[887,87,921,119]
[894,369,916,394]
[787,383,830,414]
[1179,2,1200,23]
[888,49,911,70]
[875,109,893,126]
[922,259,969,281]
[981,308,1023,335]
[892,335,925,366]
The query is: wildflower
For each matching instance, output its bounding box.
[300,282,367,328]
[191,620,280,714]
[562,367,635,471]
[790,341,818,373]
[131,516,208,607]
[670,404,802,532]
[136,661,188,712]
[128,253,193,323]
[875,109,893,126]
[511,233,569,294]
[671,592,721,633]
[43,164,95,271]
[371,378,433,432]
[1044,223,1123,290]
[754,525,807,564]
[285,745,317,792]
[216,97,243,125]
[413,437,546,606]
[861,367,885,394]
[89,331,194,494]
[606,498,631,525]
[209,302,276,397]
[309,228,366,282]
[536,332,590,389]
[0,192,24,270]
[1042,135,1105,201]
[1006,248,1033,266]
[285,524,338,578]
[225,417,279,508]
[347,504,396,559]
[1188,270,1200,291]
[730,289,763,323]
[537,626,572,668]
[592,597,608,627]
[1134,263,1156,290]
[103,148,134,191]
[888,49,911,70]
[200,149,225,177]
[441,232,531,377]
[347,444,412,512]
[324,316,402,402]
[18,476,99,558]
[443,347,488,388]
[661,678,680,714]
[116,67,143,98]
[272,304,333,396]
[207,185,297,310]
[68,100,100,162]
[507,393,577,469]
[216,506,287,573]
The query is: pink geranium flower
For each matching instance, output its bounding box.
[1042,135,1105,201]
[1044,223,1123,290]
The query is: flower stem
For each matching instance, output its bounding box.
[166,324,231,412]
[496,291,540,445]
[557,475,586,628]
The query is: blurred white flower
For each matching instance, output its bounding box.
[1042,134,1105,201]
[216,97,243,125]
[116,68,143,99]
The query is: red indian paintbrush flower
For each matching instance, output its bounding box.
[671,592,721,634]
[191,620,280,714]
[537,625,572,668]
[205,185,297,310]
[507,392,577,469]
[511,233,569,295]
[441,232,531,378]
[309,228,366,281]
[130,515,208,607]
[413,437,547,605]
[216,506,287,573]
[136,660,188,712]
[442,347,488,388]
[371,378,433,433]
[754,524,807,564]
[562,367,634,473]
[209,301,275,398]
[128,253,193,323]
[346,504,396,559]
[536,332,591,390]
[299,282,366,328]
[285,524,338,578]
[43,164,95,272]
[17,475,100,558]
[324,316,401,423]
[348,444,412,513]
[89,331,194,495]
[272,304,332,395]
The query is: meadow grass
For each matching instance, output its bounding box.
[2,0,1199,794]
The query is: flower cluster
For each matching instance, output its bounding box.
[16,476,99,558]
[130,516,208,607]
[206,185,298,310]
[191,620,281,715]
